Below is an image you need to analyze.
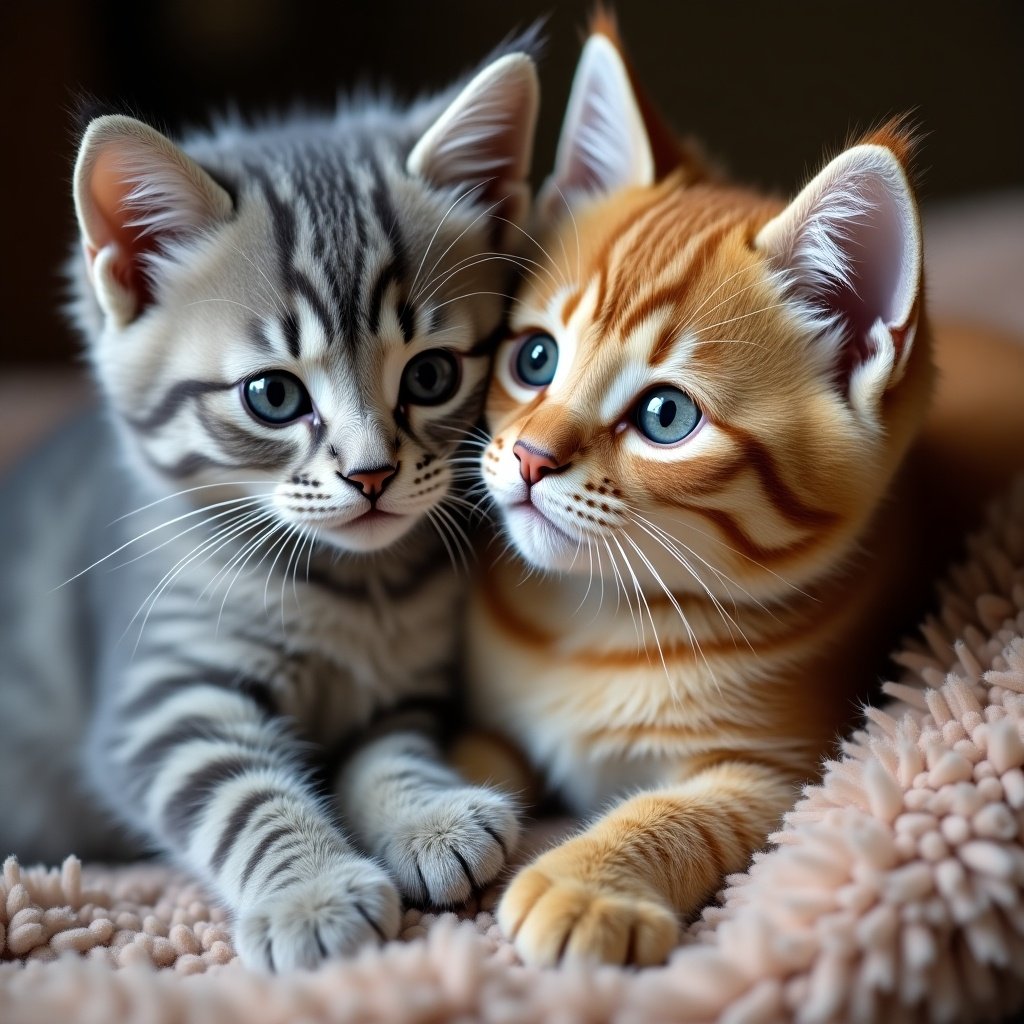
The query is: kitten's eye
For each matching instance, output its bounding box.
[513,332,559,388]
[634,386,701,445]
[401,349,460,406]
[243,372,312,425]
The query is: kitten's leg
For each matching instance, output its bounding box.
[98,673,401,971]
[498,760,796,966]
[337,730,521,907]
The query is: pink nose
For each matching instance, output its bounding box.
[343,465,397,499]
[513,441,565,487]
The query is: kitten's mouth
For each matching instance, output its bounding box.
[508,501,578,546]
[308,507,413,552]
[288,507,402,529]
[339,509,403,528]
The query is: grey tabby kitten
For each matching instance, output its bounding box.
[0,44,538,970]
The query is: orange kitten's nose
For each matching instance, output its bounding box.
[513,441,565,487]
[342,465,397,499]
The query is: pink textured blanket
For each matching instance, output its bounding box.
[2,478,1023,1024]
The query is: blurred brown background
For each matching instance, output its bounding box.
[1,0,1022,370]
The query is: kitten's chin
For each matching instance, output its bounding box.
[317,511,415,553]
[502,504,585,573]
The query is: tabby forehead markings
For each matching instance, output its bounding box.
[248,165,337,351]
[615,210,749,347]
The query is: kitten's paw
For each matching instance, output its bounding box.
[234,854,401,972]
[498,859,678,967]
[384,786,520,907]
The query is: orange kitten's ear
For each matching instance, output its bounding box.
[755,142,922,414]
[537,34,654,222]
[74,115,233,326]
[407,53,539,233]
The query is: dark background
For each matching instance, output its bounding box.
[2,0,1022,367]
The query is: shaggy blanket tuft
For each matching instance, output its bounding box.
[2,476,1023,1024]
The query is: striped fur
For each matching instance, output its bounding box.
[0,43,539,971]
[465,26,936,967]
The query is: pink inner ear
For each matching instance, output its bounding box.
[88,148,159,309]
[828,180,916,382]
[756,144,921,395]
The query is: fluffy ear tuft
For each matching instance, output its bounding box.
[406,53,538,231]
[755,140,922,412]
[537,33,654,222]
[73,115,233,325]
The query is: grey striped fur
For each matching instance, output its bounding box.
[0,41,538,971]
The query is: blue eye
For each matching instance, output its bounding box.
[634,387,701,445]
[244,372,312,425]
[401,349,460,405]
[513,332,558,387]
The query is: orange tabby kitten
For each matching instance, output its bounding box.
[462,25,1024,968]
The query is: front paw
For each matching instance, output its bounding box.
[384,786,520,907]
[235,854,401,972]
[497,854,678,967]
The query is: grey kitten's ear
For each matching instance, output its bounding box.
[755,131,922,413]
[537,34,654,223]
[406,53,539,230]
[73,115,232,326]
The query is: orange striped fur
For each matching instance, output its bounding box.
[461,25,1024,969]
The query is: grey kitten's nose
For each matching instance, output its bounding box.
[339,465,397,499]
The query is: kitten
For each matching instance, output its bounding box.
[464,27,943,966]
[0,43,538,971]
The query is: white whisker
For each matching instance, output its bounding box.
[623,533,715,698]
[409,178,492,299]
[413,196,504,304]
[60,493,275,590]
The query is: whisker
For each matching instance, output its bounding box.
[280,524,306,626]
[413,195,504,304]
[124,506,273,651]
[216,519,284,634]
[426,507,462,576]
[418,253,527,311]
[108,496,271,573]
[608,535,645,653]
[433,502,473,573]
[110,482,275,524]
[184,297,265,318]
[59,494,275,590]
[680,264,757,328]
[623,533,717,698]
[626,510,765,658]
[418,252,553,312]
[429,290,518,314]
[409,178,492,298]
[646,509,809,601]
[572,539,597,617]
[223,242,289,318]
[486,215,566,294]
[611,535,660,670]
[303,526,317,584]
[697,301,792,336]
[694,337,768,350]
[263,522,301,611]
[553,184,582,286]
[197,510,280,603]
